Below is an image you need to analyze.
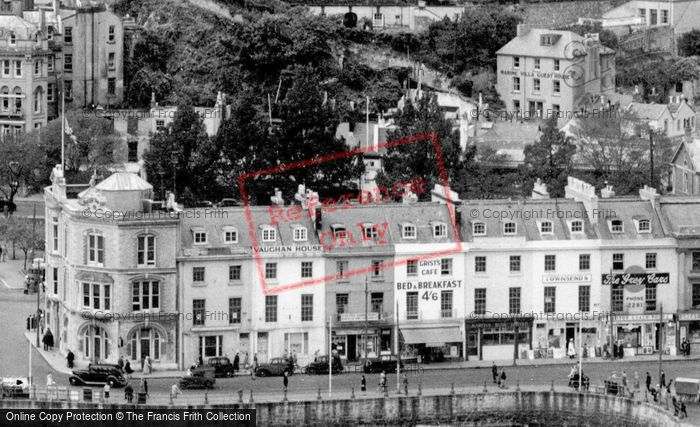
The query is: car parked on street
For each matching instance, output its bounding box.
[207,356,236,378]
[180,366,216,389]
[254,357,294,377]
[305,355,343,375]
[69,364,127,387]
[363,355,403,374]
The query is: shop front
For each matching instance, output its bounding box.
[401,324,463,363]
[466,317,532,361]
[677,312,700,354]
[331,326,393,362]
[532,318,601,359]
[609,313,676,356]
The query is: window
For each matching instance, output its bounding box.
[407,259,418,276]
[47,83,54,102]
[34,61,40,76]
[336,260,349,279]
[108,52,115,68]
[301,261,313,278]
[265,262,277,279]
[127,140,138,162]
[569,220,583,233]
[87,233,104,265]
[332,225,347,239]
[510,255,521,272]
[661,9,668,24]
[301,294,313,321]
[513,77,520,92]
[693,252,700,272]
[612,286,624,312]
[544,287,556,313]
[474,289,486,315]
[472,222,486,236]
[108,25,115,42]
[441,290,453,318]
[137,235,156,267]
[52,267,58,294]
[475,256,486,273]
[64,26,72,43]
[265,295,277,322]
[402,224,416,239]
[513,56,520,68]
[371,260,383,278]
[64,54,72,72]
[534,58,540,70]
[33,87,42,113]
[554,59,560,71]
[533,79,541,93]
[650,9,657,25]
[645,252,657,269]
[579,286,590,312]
[200,336,223,358]
[612,253,624,271]
[336,293,348,314]
[637,219,651,233]
[64,81,72,99]
[579,254,590,271]
[9,32,15,46]
[2,60,9,77]
[193,267,205,282]
[441,258,452,276]
[433,223,447,238]
[553,80,561,94]
[223,228,238,243]
[539,221,553,234]
[693,284,700,308]
[645,284,657,311]
[107,78,116,96]
[51,216,59,252]
[544,255,556,271]
[12,60,21,78]
[293,226,307,242]
[229,265,241,281]
[371,293,383,314]
[228,298,241,324]
[363,224,378,240]
[406,292,418,320]
[610,219,624,233]
[262,227,276,242]
[82,282,111,310]
[48,55,54,72]
[132,281,159,311]
[503,222,517,235]
[193,230,207,244]
[155,120,165,132]
[509,287,521,314]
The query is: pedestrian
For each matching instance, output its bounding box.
[313,349,319,362]
[492,362,499,384]
[0,245,4,262]
[103,383,111,400]
[243,351,249,369]
[251,361,256,381]
[118,355,124,371]
[26,316,30,331]
[361,375,366,392]
[147,356,153,374]
[171,383,181,399]
[124,360,133,377]
[283,371,289,391]
[233,352,240,373]
[141,378,148,396]
[292,349,298,371]
[46,373,54,389]
[124,383,134,403]
[66,349,75,369]
[402,373,408,395]
[567,338,576,359]
[42,328,54,351]
[621,371,628,397]
[646,372,651,392]
[141,356,145,372]
[379,371,387,393]
[500,369,507,389]
[661,371,666,389]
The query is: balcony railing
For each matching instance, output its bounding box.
[0,109,24,118]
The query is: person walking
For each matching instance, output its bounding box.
[646,372,652,392]
[117,355,124,371]
[500,369,507,389]
[567,339,576,359]
[124,383,134,403]
[141,356,145,372]
[171,383,182,400]
[66,349,75,369]
[402,373,408,395]
[243,351,249,369]
[621,371,628,397]
[233,352,240,373]
[147,356,153,374]
[379,371,387,393]
[141,378,149,396]
[660,371,666,389]
[124,360,133,378]
[283,371,289,391]
[492,362,499,384]
[361,375,366,393]
[42,328,54,351]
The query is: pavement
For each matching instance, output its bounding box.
[0,258,30,289]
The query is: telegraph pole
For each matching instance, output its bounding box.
[396,300,400,394]
[328,315,332,397]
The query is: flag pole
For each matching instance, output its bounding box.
[61,89,65,171]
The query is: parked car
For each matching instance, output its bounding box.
[180,366,216,389]
[69,364,127,387]
[207,356,236,378]
[363,355,403,374]
[306,355,343,375]
[215,198,240,207]
[255,357,294,377]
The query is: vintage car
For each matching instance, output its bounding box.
[180,366,216,389]
[363,355,403,374]
[207,356,236,378]
[305,355,343,375]
[69,364,127,387]
[254,357,294,377]
[1,377,30,397]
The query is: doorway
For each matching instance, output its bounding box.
[566,323,576,345]
[347,335,357,362]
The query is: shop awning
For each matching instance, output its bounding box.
[401,327,462,346]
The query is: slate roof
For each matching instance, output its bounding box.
[627,102,668,121]
[658,196,700,236]
[95,172,152,191]
[593,198,666,240]
[496,29,583,59]
[0,15,36,39]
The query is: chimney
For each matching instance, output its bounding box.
[39,8,45,30]
[639,185,659,207]
[516,24,531,38]
[600,183,615,198]
[531,178,549,199]
[564,176,599,217]
[431,183,460,220]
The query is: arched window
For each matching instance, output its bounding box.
[12,87,22,112]
[1,86,8,110]
[33,87,42,113]
[82,325,110,360]
[128,327,162,361]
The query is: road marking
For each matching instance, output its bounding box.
[0,276,10,288]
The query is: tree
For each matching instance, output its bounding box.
[521,116,576,197]
[678,30,700,57]
[616,56,700,102]
[0,215,43,268]
[0,134,44,208]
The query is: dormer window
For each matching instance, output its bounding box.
[331,224,347,239]
[9,32,16,46]
[569,220,584,234]
[472,222,486,236]
[609,219,624,233]
[433,222,447,238]
[636,219,651,233]
[402,224,416,239]
[539,221,553,235]
[222,227,238,244]
[261,226,276,242]
[293,226,308,242]
[363,224,378,240]
[503,222,517,235]
[193,229,207,245]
